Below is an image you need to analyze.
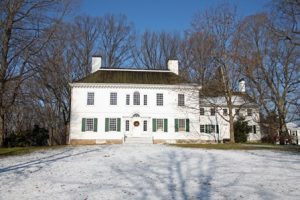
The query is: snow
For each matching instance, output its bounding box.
[0,145,300,200]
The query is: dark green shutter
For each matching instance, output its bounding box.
[117,118,121,132]
[216,125,219,133]
[175,119,179,132]
[152,119,156,132]
[105,118,109,132]
[82,118,86,132]
[205,125,208,133]
[186,119,190,132]
[253,125,256,134]
[164,119,168,132]
[94,118,98,132]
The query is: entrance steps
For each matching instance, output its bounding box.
[125,136,153,144]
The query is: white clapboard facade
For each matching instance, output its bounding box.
[69,57,261,144]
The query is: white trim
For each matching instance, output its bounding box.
[98,68,171,73]
[69,83,201,90]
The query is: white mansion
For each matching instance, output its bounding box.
[69,57,261,144]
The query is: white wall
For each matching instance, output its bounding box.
[70,84,201,141]
[70,83,261,142]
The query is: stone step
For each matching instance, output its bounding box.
[125,137,153,144]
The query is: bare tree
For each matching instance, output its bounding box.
[0,0,72,146]
[97,14,135,68]
[190,3,242,142]
[271,0,300,46]
[235,13,300,144]
[133,31,181,69]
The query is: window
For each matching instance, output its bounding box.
[86,118,94,131]
[87,92,94,105]
[178,94,185,106]
[105,118,120,132]
[82,118,97,132]
[125,120,129,131]
[110,92,117,105]
[223,109,228,116]
[126,94,130,105]
[200,108,205,115]
[178,119,185,131]
[143,120,147,131]
[201,124,219,134]
[157,119,164,131]
[235,109,240,116]
[133,92,140,105]
[210,108,215,116]
[247,109,252,116]
[109,118,117,131]
[144,95,147,105]
[153,118,168,132]
[157,93,163,106]
[200,125,205,133]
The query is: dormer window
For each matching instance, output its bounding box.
[133,92,140,105]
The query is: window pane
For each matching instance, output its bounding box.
[144,95,147,105]
[157,93,163,106]
[178,94,185,106]
[86,118,94,131]
[143,120,147,131]
[110,93,117,105]
[87,92,94,105]
[133,92,140,105]
[157,119,163,131]
[223,109,228,116]
[126,95,130,105]
[109,118,117,131]
[200,108,205,115]
[235,109,240,116]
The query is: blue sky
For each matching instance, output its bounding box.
[78,0,269,33]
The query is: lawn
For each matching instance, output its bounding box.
[0,144,299,200]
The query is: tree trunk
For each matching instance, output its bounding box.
[0,112,4,146]
[229,114,235,143]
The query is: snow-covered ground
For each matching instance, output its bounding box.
[0,145,299,200]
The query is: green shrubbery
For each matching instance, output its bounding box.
[5,125,49,147]
[234,117,251,143]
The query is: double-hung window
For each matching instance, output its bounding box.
[223,109,228,116]
[157,119,164,131]
[109,118,117,131]
[110,92,117,105]
[87,92,94,105]
[157,93,163,106]
[133,92,140,105]
[82,118,97,132]
[143,120,147,131]
[126,94,130,105]
[105,118,121,132]
[178,94,185,106]
[125,120,129,131]
[144,95,147,105]
[175,118,190,132]
[200,124,219,134]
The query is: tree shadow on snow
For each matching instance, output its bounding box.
[108,149,216,200]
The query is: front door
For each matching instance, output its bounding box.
[132,117,142,136]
